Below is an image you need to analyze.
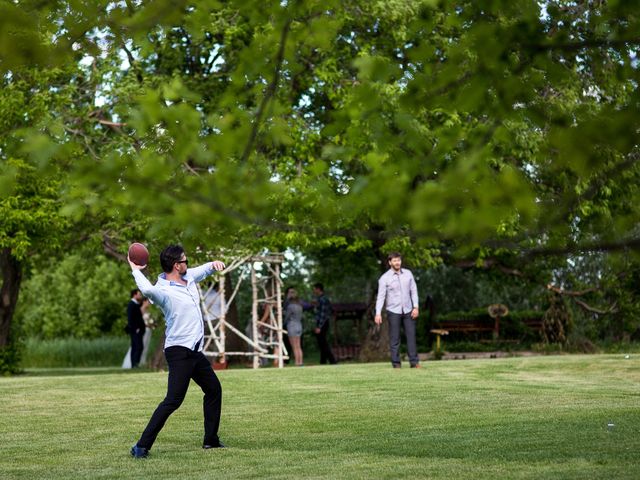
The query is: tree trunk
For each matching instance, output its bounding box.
[359,293,390,362]
[359,241,391,362]
[150,331,166,370]
[0,248,22,349]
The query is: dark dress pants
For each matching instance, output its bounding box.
[137,346,222,449]
[315,324,337,364]
[387,311,419,367]
[130,330,144,367]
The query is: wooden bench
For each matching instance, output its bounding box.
[431,321,495,333]
[333,344,361,360]
[522,318,544,330]
[332,303,367,361]
[430,317,544,339]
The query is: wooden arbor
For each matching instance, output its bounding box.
[199,253,289,368]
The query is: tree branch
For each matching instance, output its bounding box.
[96,119,127,128]
[239,17,292,164]
[454,258,524,277]
[102,234,127,262]
[528,37,640,53]
[546,284,598,297]
[525,237,640,257]
[574,298,618,315]
[546,284,617,315]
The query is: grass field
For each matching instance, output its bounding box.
[1,354,639,479]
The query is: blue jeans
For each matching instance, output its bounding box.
[387,311,419,367]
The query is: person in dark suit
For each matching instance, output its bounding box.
[127,288,146,368]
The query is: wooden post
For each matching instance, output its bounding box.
[488,304,508,341]
[219,275,226,364]
[275,263,283,368]
[251,263,260,369]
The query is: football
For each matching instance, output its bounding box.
[128,242,149,266]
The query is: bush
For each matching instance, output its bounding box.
[0,342,23,375]
[15,254,133,339]
[0,314,25,375]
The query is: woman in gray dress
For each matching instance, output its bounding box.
[285,290,304,366]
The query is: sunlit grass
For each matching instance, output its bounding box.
[1,355,639,479]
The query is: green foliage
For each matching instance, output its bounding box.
[1,0,640,359]
[0,341,22,376]
[0,159,68,260]
[2,1,639,256]
[16,254,133,339]
[417,264,548,314]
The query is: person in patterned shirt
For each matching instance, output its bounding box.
[313,283,337,365]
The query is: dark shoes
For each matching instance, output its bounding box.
[131,442,226,457]
[203,441,225,449]
[411,364,422,368]
[130,444,149,458]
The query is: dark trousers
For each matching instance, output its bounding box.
[315,324,337,364]
[387,311,419,367]
[137,346,222,450]
[130,331,144,367]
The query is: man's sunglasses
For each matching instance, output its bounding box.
[176,259,189,265]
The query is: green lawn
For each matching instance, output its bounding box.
[1,355,638,479]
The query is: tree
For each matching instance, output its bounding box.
[0,65,84,372]
[2,1,640,371]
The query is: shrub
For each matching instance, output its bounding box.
[16,254,133,339]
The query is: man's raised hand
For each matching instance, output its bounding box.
[212,261,226,271]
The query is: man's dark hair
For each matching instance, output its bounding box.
[313,282,324,292]
[130,288,140,298]
[160,244,185,273]
[386,252,402,263]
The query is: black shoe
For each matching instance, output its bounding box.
[130,444,149,458]
[393,364,401,369]
[203,441,225,449]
